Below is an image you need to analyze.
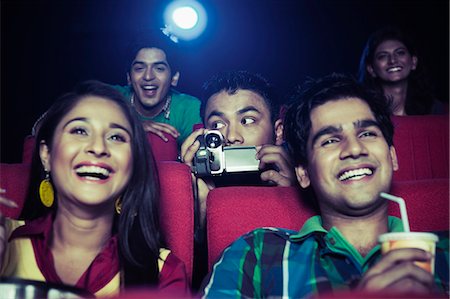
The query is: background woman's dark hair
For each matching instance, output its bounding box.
[358,26,436,115]
[19,80,164,288]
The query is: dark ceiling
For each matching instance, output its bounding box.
[1,0,449,162]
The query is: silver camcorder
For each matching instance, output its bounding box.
[192,130,260,177]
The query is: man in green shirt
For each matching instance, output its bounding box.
[114,37,201,148]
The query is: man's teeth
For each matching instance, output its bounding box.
[339,168,373,181]
[142,85,157,90]
[387,67,402,73]
[76,165,110,179]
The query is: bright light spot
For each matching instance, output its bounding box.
[163,0,207,41]
[172,6,198,29]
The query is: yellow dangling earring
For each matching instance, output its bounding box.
[115,198,122,214]
[39,171,54,208]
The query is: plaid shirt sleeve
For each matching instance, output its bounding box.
[201,227,302,298]
[201,233,257,298]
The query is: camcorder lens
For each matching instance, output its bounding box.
[206,133,222,148]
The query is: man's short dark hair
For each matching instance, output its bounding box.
[201,70,278,124]
[283,73,394,167]
[126,30,181,74]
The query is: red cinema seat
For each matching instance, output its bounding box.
[157,161,195,284]
[0,161,195,285]
[206,186,317,270]
[0,163,31,219]
[147,133,178,161]
[392,115,449,181]
[22,132,178,163]
[389,179,449,232]
[206,179,449,269]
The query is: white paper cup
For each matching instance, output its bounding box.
[379,232,438,274]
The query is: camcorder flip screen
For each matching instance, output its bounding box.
[223,146,259,172]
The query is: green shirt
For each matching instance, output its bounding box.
[113,85,202,148]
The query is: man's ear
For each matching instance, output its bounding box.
[171,71,180,87]
[294,165,311,189]
[126,73,131,86]
[411,55,418,70]
[366,65,377,78]
[39,141,51,171]
[274,119,284,146]
[390,146,399,171]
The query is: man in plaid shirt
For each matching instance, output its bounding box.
[200,74,449,298]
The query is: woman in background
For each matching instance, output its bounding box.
[358,26,445,115]
[0,81,188,297]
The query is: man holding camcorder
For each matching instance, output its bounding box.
[180,70,296,289]
[180,70,295,231]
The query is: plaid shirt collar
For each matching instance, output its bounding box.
[290,215,405,241]
[288,215,405,267]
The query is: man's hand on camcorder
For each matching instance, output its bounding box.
[257,144,296,187]
[180,129,206,166]
[180,128,214,230]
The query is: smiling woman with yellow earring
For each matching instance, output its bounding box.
[0,81,188,297]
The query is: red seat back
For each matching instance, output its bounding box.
[157,161,195,284]
[22,132,178,164]
[0,163,31,218]
[392,115,449,181]
[0,161,195,284]
[147,133,178,161]
[206,186,316,270]
[389,179,449,231]
[206,179,449,269]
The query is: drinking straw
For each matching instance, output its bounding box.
[380,192,411,232]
